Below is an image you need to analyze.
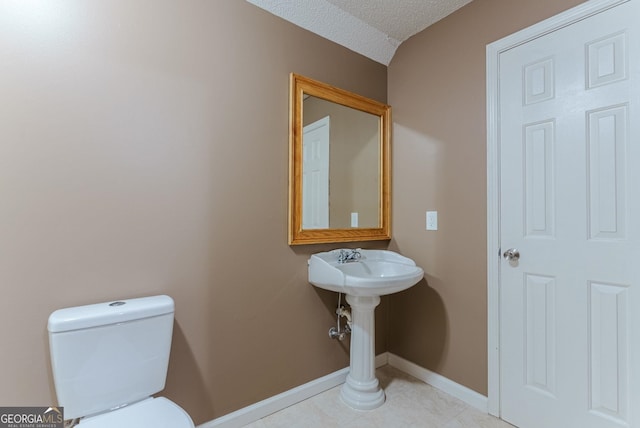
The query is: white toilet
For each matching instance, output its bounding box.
[48,295,195,428]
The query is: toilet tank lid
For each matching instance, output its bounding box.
[48,295,175,333]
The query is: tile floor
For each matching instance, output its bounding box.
[244,365,514,428]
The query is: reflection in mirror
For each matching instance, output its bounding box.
[303,96,380,229]
[288,73,390,245]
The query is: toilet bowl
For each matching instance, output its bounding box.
[47,295,194,428]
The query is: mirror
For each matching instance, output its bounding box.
[288,73,391,245]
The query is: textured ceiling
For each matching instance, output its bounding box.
[246,0,473,65]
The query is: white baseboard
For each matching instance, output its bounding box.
[197,352,487,427]
[374,352,389,367]
[387,353,488,412]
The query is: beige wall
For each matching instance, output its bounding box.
[0,1,387,424]
[388,0,586,396]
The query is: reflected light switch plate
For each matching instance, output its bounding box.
[426,211,438,230]
[351,212,358,227]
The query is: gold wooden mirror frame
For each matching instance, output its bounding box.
[288,73,391,245]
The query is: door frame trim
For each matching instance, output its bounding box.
[485,0,628,416]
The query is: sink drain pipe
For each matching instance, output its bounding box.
[329,293,352,340]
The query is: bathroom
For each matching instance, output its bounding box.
[0,0,607,426]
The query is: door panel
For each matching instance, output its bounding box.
[499,1,640,427]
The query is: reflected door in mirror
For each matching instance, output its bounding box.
[302,116,330,229]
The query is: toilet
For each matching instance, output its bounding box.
[47,295,195,428]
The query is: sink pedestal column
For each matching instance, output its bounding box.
[340,294,385,410]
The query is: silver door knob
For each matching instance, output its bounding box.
[503,248,520,261]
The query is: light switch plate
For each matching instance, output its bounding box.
[426,211,438,230]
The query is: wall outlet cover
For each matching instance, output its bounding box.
[426,211,438,230]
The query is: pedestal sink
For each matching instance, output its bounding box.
[308,249,424,410]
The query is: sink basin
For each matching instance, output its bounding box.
[308,249,424,296]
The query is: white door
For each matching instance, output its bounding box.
[302,116,330,229]
[499,1,640,427]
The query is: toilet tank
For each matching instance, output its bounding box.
[48,295,175,420]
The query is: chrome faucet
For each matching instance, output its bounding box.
[337,248,362,264]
